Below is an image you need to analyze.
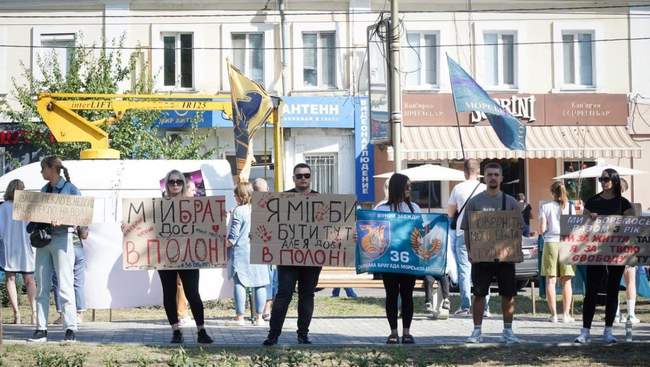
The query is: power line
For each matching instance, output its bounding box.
[2,3,650,19]
[2,36,650,51]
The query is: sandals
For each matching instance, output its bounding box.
[386,334,399,344]
[402,334,415,344]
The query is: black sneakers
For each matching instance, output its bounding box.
[263,334,279,346]
[297,334,312,344]
[197,329,213,344]
[27,329,47,343]
[64,329,76,342]
[171,329,184,344]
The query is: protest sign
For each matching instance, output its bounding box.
[250,192,356,267]
[559,215,650,266]
[13,190,94,226]
[121,196,228,270]
[468,210,523,263]
[355,210,448,276]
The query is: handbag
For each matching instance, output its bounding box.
[450,182,481,230]
[29,223,53,248]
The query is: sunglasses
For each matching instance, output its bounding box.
[598,177,611,183]
[168,179,184,186]
[295,173,311,179]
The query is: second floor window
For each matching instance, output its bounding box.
[41,33,76,77]
[232,33,265,85]
[484,32,515,87]
[404,32,438,87]
[562,31,594,87]
[163,33,193,89]
[303,32,336,88]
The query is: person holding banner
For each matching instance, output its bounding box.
[252,178,277,322]
[375,173,420,344]
[27,156,80,343]
[575,168,635,344]
[539,182,575,323]
[0,179,36,325]
[447,159,488,316]
[155,170,213,344]
[264,163,320,346]
[461,162,524,344]
[227,181,269,326]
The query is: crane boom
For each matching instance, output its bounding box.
[35,92,284,190]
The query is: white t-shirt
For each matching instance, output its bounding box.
[448,179,486,236]
[375,201,422,214]
[539,201,574,243]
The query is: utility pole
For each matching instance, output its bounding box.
[389,0,403,172]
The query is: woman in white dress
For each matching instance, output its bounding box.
[0,179,36,324]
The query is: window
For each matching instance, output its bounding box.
[304,154,338,193]
[562,31,594,87]
[40,33,75,77]
[403,32,438,87]
[302,32,336,88]
[484,32,516,87]
[162,33,193,89]
[407,163,442,209]
[232,33,265,85]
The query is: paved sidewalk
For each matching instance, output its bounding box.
[3,314,650,346]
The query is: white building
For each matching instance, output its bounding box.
[0,1,648,216]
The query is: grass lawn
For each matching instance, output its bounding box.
[0,342,648,366]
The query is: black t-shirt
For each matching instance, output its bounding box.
[584,194,632,216]
[521,203,532,225]
[286,188,318,194]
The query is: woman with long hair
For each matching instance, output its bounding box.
[375,173,420,344]
[226,181,269,326]
[539,181,575,323]
[0,179,36,324]
[156,170,213,344]
[28,156,80,342]
[575,168,635,344]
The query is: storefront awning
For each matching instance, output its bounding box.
[396,126,642,160]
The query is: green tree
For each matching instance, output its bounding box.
[1,36,212,161]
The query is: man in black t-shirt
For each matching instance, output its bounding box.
[263,163,321,346]
[517,193,533,237]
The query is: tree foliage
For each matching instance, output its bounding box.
[1,36,212,161]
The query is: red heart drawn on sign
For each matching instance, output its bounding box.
[212,225,220,233]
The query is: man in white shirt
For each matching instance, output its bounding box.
[447,159,488,315]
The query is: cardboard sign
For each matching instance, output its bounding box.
[12,190,94,226]
[559,215,650,266]
[468,210,523,263]
[356,210,448,276]
[250,192,357,267]
[121,196,228,270]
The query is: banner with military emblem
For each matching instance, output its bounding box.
[355,210,448,276]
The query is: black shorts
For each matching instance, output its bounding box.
[471,262,517,297]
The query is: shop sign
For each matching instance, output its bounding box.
[470,95,537,124]
[355,97,375,202]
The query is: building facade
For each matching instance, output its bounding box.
[0,1,647,220]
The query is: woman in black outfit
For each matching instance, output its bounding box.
[157,170,212,344]
[375,173,421,344]
[575,168,635,344]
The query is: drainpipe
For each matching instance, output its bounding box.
[278,0,288,95]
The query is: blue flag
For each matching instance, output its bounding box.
[447,55,526,150]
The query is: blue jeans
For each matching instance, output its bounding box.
[265,265,278,301]
[233,274,266,316]
[331,288,358,297]
[454,233,489,311]
[35,233,76,331]
[53,245,86,312]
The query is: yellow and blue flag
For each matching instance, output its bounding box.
[447,55,526,150]
[228,63,274,180]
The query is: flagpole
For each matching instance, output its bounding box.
[447,54,467,161]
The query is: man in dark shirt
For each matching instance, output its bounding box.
[517,193,533,237]
[263,163,321,346]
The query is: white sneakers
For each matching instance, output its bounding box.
[466,329,482,344]
[465,328,520,344]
